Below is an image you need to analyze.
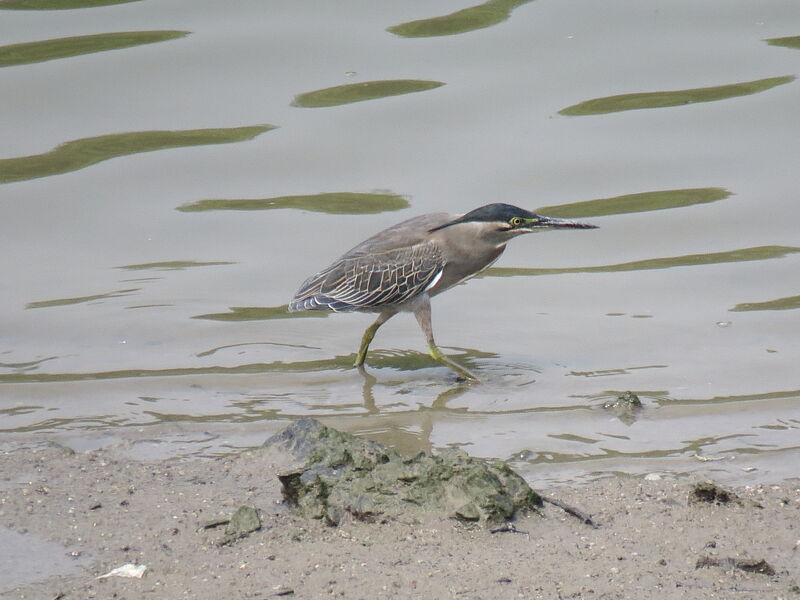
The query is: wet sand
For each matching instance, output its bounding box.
[1,438,798,599]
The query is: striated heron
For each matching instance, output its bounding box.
[289,203,597,380]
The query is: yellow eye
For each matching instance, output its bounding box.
[510,217,523,227]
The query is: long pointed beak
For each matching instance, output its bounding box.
[538,215,598,229]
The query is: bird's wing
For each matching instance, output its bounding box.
[289,241,445,312]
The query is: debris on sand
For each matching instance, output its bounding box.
[696,555,776,576]
[221,505,261,545]
[97,563,147,579]
[200,505,262,545]
[263,418,542,526]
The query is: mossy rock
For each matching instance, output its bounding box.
[264,418,542,526]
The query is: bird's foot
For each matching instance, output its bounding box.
[428,344,481,383]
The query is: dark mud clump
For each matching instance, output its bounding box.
[264,418,542,526]
[689,481,736,504]
[688,481,762,507]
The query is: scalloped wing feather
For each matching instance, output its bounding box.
[289,241,445,312]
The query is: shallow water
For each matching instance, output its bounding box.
[2,0,799,489]
[0,526,91,590]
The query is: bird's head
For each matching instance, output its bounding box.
[430,203,597,242]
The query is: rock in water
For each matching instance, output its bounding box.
[263,418,542,526]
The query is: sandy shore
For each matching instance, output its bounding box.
[1,436,798,600]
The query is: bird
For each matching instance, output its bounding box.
[288,203,597,380]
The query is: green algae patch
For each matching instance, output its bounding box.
[0,125,274,184]
[765,36,800,50]
[559,75,795,116]
[484,246,800,278]
[116,260,234,271]
[194,305,328,321]
[0,350,491,388]
[292,80,444,108]
[0,357,357,387]
[0,0,138,8]
[0,31,187,67]
[536,187,730,219]
[26,288,139,309]
[730,294,800,312]
[387,0,533,38]
[266,418,542,526]
[178,192,409,215]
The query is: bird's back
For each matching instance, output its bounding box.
[343,212,453,256]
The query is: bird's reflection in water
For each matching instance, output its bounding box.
[353,361,473,456]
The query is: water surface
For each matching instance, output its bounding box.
[2,0,799,491]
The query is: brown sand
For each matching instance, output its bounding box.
[1,440,798,599]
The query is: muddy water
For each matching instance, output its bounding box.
[2,0,800,492]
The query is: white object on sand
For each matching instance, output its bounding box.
[97,563,147,579]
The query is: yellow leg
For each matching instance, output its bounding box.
[414,298,480,382]
[354,311,395,367]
